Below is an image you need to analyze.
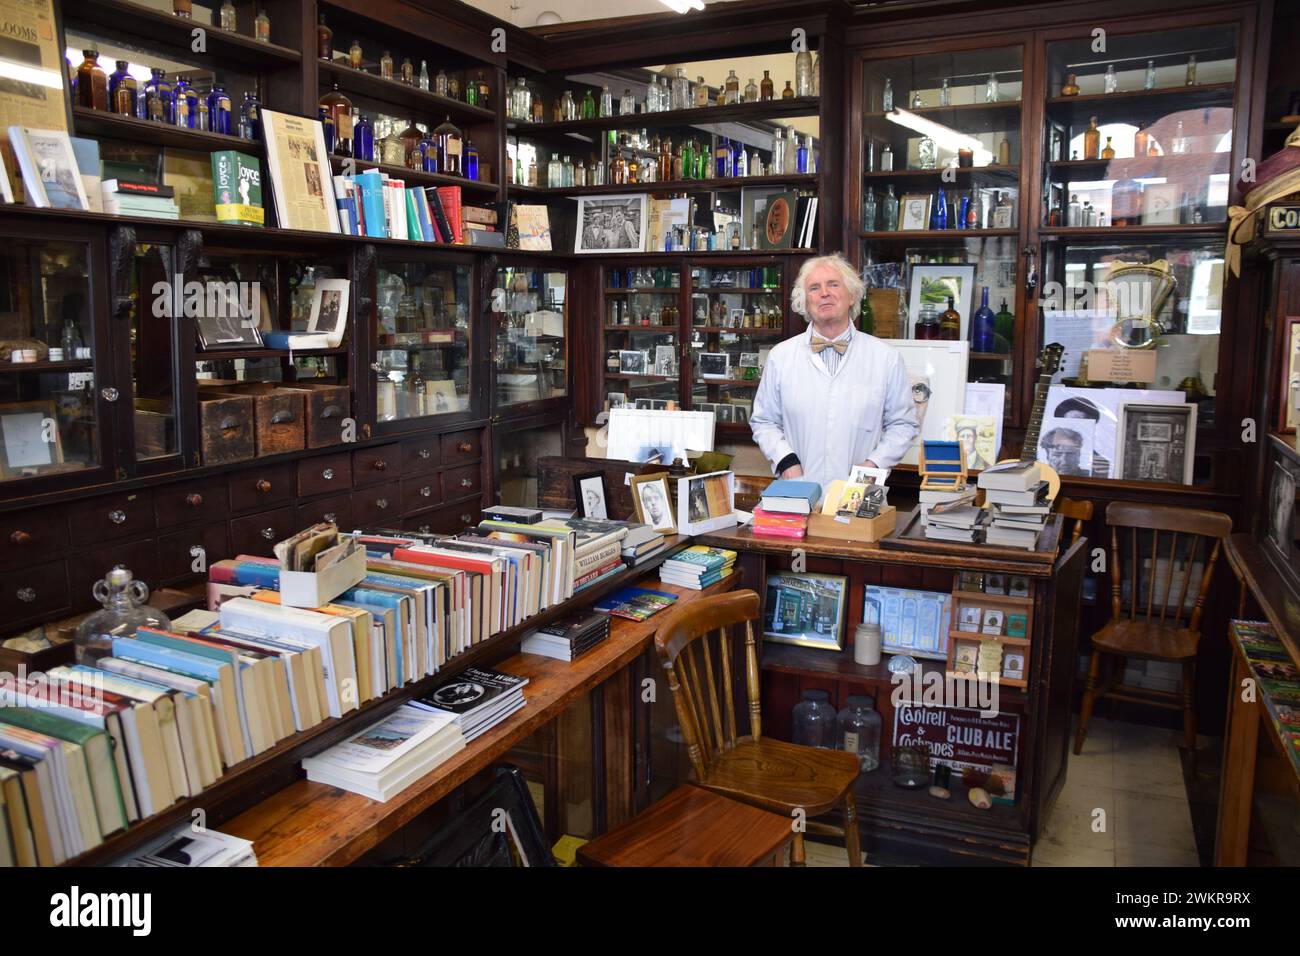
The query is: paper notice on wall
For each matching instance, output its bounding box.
[964,382,1006,460]
[1086,349,1158,383]
[1042,309,1112,380]
[606,408,715,465]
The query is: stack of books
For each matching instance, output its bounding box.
[919,485,975,525]
[593,585,679,621]
[533,518,629,592]
[113,823,257,867]
[101,179,179,219]
[923,498,988,543]
[617,522,666,566]
[412,667,528,742]
[301,704,464,802]
[978,462,1051,550]
[751,506,808,539]
[659,546,737,590]
[520,609,610,661]
[332,173,463,243]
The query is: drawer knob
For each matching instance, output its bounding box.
[419,448,431,460]
[418,525,431,534]
[101,387,119,402]
[186,493,203,508]
[324,512,337,523]
[420,485,432,497]
[373,459,388,471]
[460,478,473,488]
[109,509,127,525]
[16,587,36,603]
[376,498,389,510]
[256,479,272,493]
[9,530,31,546]
[461,513,472,523]
[457,441,472,453]
[261,527,276,540]
[322,467,335,480]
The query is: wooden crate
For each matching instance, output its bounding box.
[867,288,904,338]
[205,382,305,457]
[197,390,255,465]
[282,383,351,448]
[133,400,174,459]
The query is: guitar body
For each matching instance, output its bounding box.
[985,342,1066,505]
[992,456,1061,501]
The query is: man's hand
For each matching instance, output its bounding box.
[781,464,804,479]
[861,460,877,469]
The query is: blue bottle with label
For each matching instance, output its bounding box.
[971,285,996,353]
[172,77,198,129]
[464,140,479,180]
[144,68,173,124]
[420,134,438,173]
[318,107,336,155]
[353,114,374,162]
[108,60,138,118]
[207,83,233,136]
[238,91,260,141]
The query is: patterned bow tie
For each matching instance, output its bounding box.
[811,336,848,355]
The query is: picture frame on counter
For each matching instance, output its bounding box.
[573,470,610,520]
[1116,402,1197,484]
[630,472,675,533]
[0,399,63,477]
[764,572,849,652]
[1142,182,1180,226]
[862,584,951,660]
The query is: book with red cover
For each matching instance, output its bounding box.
[392,545,505,634]
[435,185,463,243]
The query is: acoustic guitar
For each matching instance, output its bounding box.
[992,342,1066,502]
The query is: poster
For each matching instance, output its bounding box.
[964,382,1005,460]
[884,340,969,466]
[0,0,69,202]
[260,109,340,234]
[1041,309,1112,379]
[1043,385,1184,478]
[892,705,1020,773]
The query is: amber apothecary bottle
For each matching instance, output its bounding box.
[76,50,108,111]
[760,70,774,101]
[318,82,354,156]
[1082,115,1100,160]
[317,14,332,59]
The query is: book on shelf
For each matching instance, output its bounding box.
[70,137,102,213]
[211,150,264,226]
[8,126,89,210]
[514,204,551,250]
[521,609,610,661]
[411,667,528,742]
[592,586,679,621]
[112,821,257,867]
[758,479,822,515]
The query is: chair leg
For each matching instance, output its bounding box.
[1182,660,1197,776]
[1074,649,1103,755]
[791,830,806,867]
[842,793,863,867]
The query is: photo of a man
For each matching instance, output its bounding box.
[1040,422,1093,477]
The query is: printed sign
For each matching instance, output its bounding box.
[892,704,1020,772]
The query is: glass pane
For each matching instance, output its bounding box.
[496,423,565,507]
[132,242,177,461]
[197,355,343,383]
[376,260,471,421]
[603,265,680,410]
[0,239,98,483]
[688,265,784,427]
[494,267,567,407]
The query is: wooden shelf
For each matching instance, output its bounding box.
[1038,223,1226,239]
[952,590,1035,607]
[73,107,257,153]
[864,164,1019,181]
[603,288,680,294]
[197,346,350,361]
[949,629,1031,644]
[604,372,676,380]
[860,228,1017,240]
[691,288,784,295]
[862,101,1022,122]
[319,60,495,125]
[1045,154,1230,176]
[971,352,1012,360]
[603,325,679,331]
[1,359,95,373]
[506,96,821,136]
[944,668,1029,689]
[691,326,783,334]
[509,173,819,196]
[329,156,498,194]
[1044,83,1236,123]
[63,0,302,68]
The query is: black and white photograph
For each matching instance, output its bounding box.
[1117,403,1197,484]
[630,473,675,533]
[687,476,710,523]
[574,195,648,253]
[307,278,351,347]
[1039,416,1096,478]
[606,391,626,409]
[634,398,654,409]
[573,471,610,520]
[716,404,734,423]
[696,402,716,417]
[739,352,760,368]
[699,352,730,380]
[654,344,676,376]
[763,572,849,652]
[619,349,648,375]
[733,404,749,424]
[195,280,264,350]
[650,399,669,409]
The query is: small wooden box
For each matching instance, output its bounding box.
[133,402,173,459]
[207,382,305,457]
[282,383,351,448]
[197,390,255,465]
[867,289,904,338]
[807,505,897,542]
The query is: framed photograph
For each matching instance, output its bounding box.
[716,404,734,423]
[630,473,675,533]
[573,471,610,520]
[307,278,351,347]
[732,404,749,425]
[426,379,460,413]
[727,308,745,329]
[981,608,1005,635]
[764,572,849,652]
[195,278,264,350]
[1002,652,1026,681]
[0,399,62,477]
[1142,183,1180,225]
[907,263,976,340]
[606,391,626,409]
[739,352,760,368]
[575,194,648,253]
[883,340,970,465]
[1279,317,1300,433]
[696,402,716,417]
[677,469,737,535]
[619,350,648,375]
[654,344,676,377]
[699,352,730,380]
[260,109,340,234]
[958,605,983,633]
[863,585,952,660]
[1266,458,1297,567]
[1115,402,1197,484]
[899,192,932,231]
[633,398,653,409]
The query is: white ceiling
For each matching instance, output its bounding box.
[464,0,729,28]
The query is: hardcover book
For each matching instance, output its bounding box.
[211,150,264,226]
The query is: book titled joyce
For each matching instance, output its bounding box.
[211,150,264,226]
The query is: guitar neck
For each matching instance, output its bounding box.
[1021,373,1052,463]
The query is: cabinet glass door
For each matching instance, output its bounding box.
[375,259,472,422]
[602,265,681,410]
[493,266,567,408]
[495,420,565,507]
[131,241,178,463]
[0,237,100,485]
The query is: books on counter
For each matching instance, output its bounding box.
[659,546,737,590]
[977,460,1042,493]
[113,822,257,867]
[331,172,464,244]
[301,704,464,802]
[411,667,528,742]
[752,506,808,539]
[593,586,679,621]
[759,480,823,515]
[102,179,179,219]
[521,610,610,662]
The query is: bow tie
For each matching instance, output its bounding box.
[811,336,848,355]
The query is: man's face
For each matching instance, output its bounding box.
[586,489,600,510]
[958,428,977,456]
[1043,433,1083,474]
[644,492,662,521]
[803,265,849,326]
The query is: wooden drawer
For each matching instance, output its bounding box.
[296,493,354,530]
[230,506,298,558]
[210,384,306,457]
[353,443,401,487]
[0,507,68,568]
[155,477,230,529]
[1,560,70,624]
[69,490,156,545]
[229,462,295,512]
[198,392,255,465]
[401,474,442,513]
[443,463,482,500]
[441,430,481,466]
[352,480,400,527]
[402,504,478,536]
[298,451,353,498]
[402,434,440,474]
[73,539,160,612]
[286,383,350,448]
[158,522,231,582]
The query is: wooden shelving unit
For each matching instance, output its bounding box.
[73,107,258,153]
[329,156,498,194]
[506,96,821,136]
[318,59,495,125]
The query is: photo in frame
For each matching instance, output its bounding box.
[1266,458,1297,567]
[1115,402,1197,484]
[677,469,736,535]
[699,352,730,379]
[883,340,970,466]
[899,193,932,231]
[606,391,626,409]
[862,584,951,660]
[0,399,62,477]
[654,344,676,377]
[1280,317,1300,433]
[764,572,849,652]
[425,379,461,413]
[195,277,264,350]
[574,194,648,253]
[907,263,975,339]
[1142,183,1180,225]
[619,350,648,375]
[307,278,351,347]
[630,472,675,533]
[573,471,610,520]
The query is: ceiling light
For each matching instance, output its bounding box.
[885,108,994,166]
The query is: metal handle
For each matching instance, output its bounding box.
[373,458,387,471]
[220,416,241,433]
[322,467,335,480]
[460,478,473,488]
[324,512,337,523]
[419,448,431,460]
[457,441,472,453]
[420,485,432,497]
[109,509,127,525]
[16,587,35,603]
[271,409,295,425]
[460,513,472,523]
[261,527,275,540]
[321,404,343,419]
[376,498,388,509]
[186,493,203,508]
[101,387,119,402]
[9,530,30,546]
[256,479,272,493]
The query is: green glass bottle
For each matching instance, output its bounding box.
[858,290,874,334]
[581,88,596,119]
[994,297,1014,352]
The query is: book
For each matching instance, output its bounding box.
[210,150,264,226]
[425,186,454,243]
[412,667,528,741]
[977,460,1042,492]
[70,137,102,213]
[515,204,551,250]
[113,822,257,867]
[759,479,822,514]
[8,127,88,209]
[102,178,175,198]
[661,545,737,575]
[165,150,217,222]
[593,586,679,621]
[435,185,464,243]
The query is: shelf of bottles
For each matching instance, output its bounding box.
[861,46,1023,237]
[603,265,681,410]
[1031,25,1236,488]
[687,265,783,427]
[374,259,472,423]
[493,266,568,408]
[0,236,101,486]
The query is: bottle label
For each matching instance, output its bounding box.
[336,112,353,139]
[843,732,859,752]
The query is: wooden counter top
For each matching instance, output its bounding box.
[222,574,738,866]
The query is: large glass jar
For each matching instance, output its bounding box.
[74,566,172,664]
[792,689,837,749]
[795,49,814,96]
[838,695,881,771]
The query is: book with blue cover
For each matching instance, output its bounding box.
[593,586,679,621]
[759,479,823,514]
[662,545,737,574]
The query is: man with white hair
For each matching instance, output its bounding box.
[750,253,917,488]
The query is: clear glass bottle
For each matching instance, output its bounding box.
[792,689,837,749]
[547,153,560,187]
[862,188,877,231]
[692,77,706,108]
[939,76,951,106]
[1186,54,1197,86]
[561,89,577,120]
[911,89,922,108]
[882,77,894,111]
[379,50,394,80]
[673,68,690,110]
[744,76,758,104]
[985,71,999,102]
[1144,59,1157,90]
[661,76,671,111]
[1104,64,1117,93]
[724,69,740,104]
[435,69,448,96]
[1172,119,1187,153]
[619,88,635,115]
[784,126,798,174]
[511,77,530,120]
[881,184,898,230]
[915,301,941,338]
[219,0,236,32]
[75,566,172,664]
[771,129,786,174]
[108,60,138,117]
[838,695,881,772]
[599,84,613,117]
[812,51,820,96]
[448,72,461,99]
[76,50,108,111]
[379,118,405,166]
[1067,192,1082,226]
[795,49,813,96]
[254,8,270,42]
[880,143,894,171]
[419,60,430,91]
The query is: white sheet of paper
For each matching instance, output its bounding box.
[1042,309,1112,379]
[606,408,715,465]
[964,382,1006,461]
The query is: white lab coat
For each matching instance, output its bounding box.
[750,326,918,488]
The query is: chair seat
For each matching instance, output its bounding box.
[695,737,861,817]
[1089,618,1200,661]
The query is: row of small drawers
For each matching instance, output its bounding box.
[0,431,482,569]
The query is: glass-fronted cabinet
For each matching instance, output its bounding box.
[0,231,107,488]
[129,241,180,467]
[492,263,567,409]
[494,419,566,508]
[374,255,472,425]
[602,264,681,411]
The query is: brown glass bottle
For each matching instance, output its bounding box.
[659,136,672,182]
[1134,123,1150,156]
[316,14,332,59]
[612,151,626,185]
[627,152,639,184]
[760,70,774,101]
[914,302,942,339]
[1083,115,1100,160]
[76,50,108,111]
[938,296,960,340]
[399,118,423,168]
[318,82,353,156]
[781,80,794,99]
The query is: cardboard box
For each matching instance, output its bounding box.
[807,506,897,543]
[278,544,367,608]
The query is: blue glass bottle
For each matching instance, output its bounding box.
[464,139,479,180]
[715,135,731,177]
[108,60,138,118]
[207,83,233,136]
[971,286,996,353]
[144,68,173,124]
[796,135,809,173]
[172,77,198,129]
[957,194,970,230]
[420,133,438,173]
[318,106,336,155]
[933,188,948,229]
[238,91,260,140]
[353,114,374,162]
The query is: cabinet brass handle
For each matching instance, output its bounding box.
[321,404,343,419]
[261,527,275,540]
[220,416,241,432]
[419,448,431,460]
[16,587,36,603]
[271,410,295,425]
[9,531,31,546]
[186,493,203,508]
[322,467,335,480]
[460,478,473,488]
[420,486,432,497]
[457,441,472,453]
[324,512,337,523]
[109,509,127,525]
[376,498,389,509]
[373,458,387,471]
[256,479,272,493]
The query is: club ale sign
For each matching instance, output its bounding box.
[892,705,1020,772]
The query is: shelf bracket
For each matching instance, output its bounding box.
[108,225,137,321]
[355,243,377,321]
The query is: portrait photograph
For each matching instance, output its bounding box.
[907,263,975,339]
[573,471,610,520]
[426,379,460,413]
[630,473,675,533]
[195,278,264,350]
[885,341,970,465]
[606,391,626,409]
[619,349,648,375]
[899,192,932,231]
[650,399,669,410]
[716,404,734,423]
[307,278,352,346]
[763,572,849,652]
[575,195,648,253]
[1267,460,1296,560]
[699,352,730,379]
[1038,416,1096,478]
[1116,403,1197,484]
[687,476,711,523]
[654,344,677,377]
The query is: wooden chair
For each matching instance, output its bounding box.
[1073,503,1232,767]
[654,589,864,866]
[1055,496,1094,546]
